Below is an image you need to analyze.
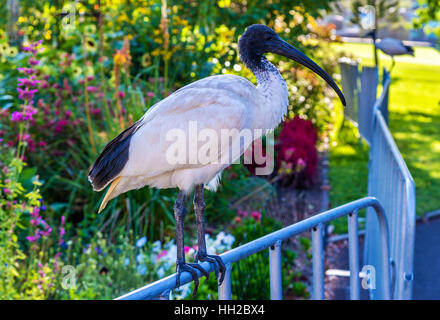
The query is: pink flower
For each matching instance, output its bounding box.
[251,211,261,222]
[156,250,167,260]
[54,119,70,133]
[147,91,155,98]
[86,86,98,93]
[39,80,49,89]
[17,88,38,101]
[29,58,40,66]
[40,227,52,237]
[22,105,37,120]
[90,108,101,115]
[30,207,40,218]
[118,91,125,98]
[2,188,11,195]
[30,216,42,226]
[26,234,40,242]
[26,230,41,242]
[65,110,72,118]
[10,111,23,122]
[297,158,306,168]
[18,77,40,88]
[17,67,37,75]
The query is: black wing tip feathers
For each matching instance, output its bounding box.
[88,121,140,191]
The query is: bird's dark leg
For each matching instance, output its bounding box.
[193,184,226,285]
[174,190,209,296]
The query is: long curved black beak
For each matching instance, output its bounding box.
[270,38,346,106]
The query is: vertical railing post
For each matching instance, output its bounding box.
[348,210,360,300]
[312,224,324,299]
[159,290,170,300]
[269,240,283,300]
[218,263,232,300]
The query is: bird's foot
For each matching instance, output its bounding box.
[195,252,226,285]
[176,260,209,296]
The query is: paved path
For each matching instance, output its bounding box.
[413,218,440,299]
[325,218,440,299]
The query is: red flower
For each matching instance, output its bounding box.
[275,116,318,187]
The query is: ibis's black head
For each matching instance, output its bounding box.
[239,24,346,106]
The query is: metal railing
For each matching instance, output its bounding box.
[364,71,416,300]
[117,197,391,300]
[338,60,378,144]
[116,64,415,301]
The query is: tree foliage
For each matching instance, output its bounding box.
[412,0,440,39]
[349,0,405,31]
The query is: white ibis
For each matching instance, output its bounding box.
[366,30,414,71]
[88,24,346,295]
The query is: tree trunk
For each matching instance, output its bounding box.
[7,0,19,46]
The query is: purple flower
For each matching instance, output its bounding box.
[29,58,40,66]
[22,105,37,121]
[22,40,43,54]
[17,67,37,75]
[86,86,98,93]
[40,227,52,237]
[30,207,40,218]
[18,77,40,88]
[26,230,41,242]
[17,88,38,101]
[30,216,42,226]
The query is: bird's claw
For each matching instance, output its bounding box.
[196,252,226,286]
[176,261,209,296]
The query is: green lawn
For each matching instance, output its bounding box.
[328,42,440,232]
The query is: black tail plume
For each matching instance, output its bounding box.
[88,121,140,191]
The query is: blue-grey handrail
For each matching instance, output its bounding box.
[116,197,391,300]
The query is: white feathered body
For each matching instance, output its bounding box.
[101,59,288,202]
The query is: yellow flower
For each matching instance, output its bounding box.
[163,51,172,61]
[44,30,52,40]
[141,53,150,67]
[73,66,82,77]
[0,42,9,53]
[7,46,18,57]
[84,24,97,34]
[151,48,161,57]
[114,52,127,65]
[85,37,97,53]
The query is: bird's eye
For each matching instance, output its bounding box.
[264,34,273,41]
